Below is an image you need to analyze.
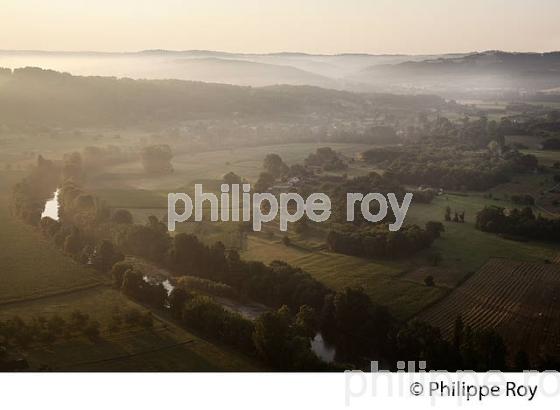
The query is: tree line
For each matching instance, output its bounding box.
[476,206,560,242]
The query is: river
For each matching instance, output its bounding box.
[44,195,338,363]
[41,188,60,221]
[142,272,336,362]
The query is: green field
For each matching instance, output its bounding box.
[406,194,557,272]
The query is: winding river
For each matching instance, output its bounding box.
[43,190,337,363]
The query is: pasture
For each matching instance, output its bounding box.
[405,194,557,275]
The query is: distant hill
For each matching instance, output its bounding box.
[0,67,446,128]
[350,51,560,96]
[1,50,558,97]
[0,49,459,88]
[156,57,336,87]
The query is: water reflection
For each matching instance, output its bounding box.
[41,189,60,221]
[311,333,336,363]
[143,275,175,297]
[161,279,175,296]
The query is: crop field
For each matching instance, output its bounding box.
[417,258,560,359]
[241,235,448,320]
[0,287,259,371]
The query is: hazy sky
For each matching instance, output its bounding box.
[2,0,559,54]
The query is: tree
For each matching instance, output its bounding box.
[282,235,291,246]
[304,147,347,171]
[223,171,242,185]
[444,206,451,222]
[254,172,275,192]
[62,152,84,182]
[294,218,309,235]
[459,327,507,371]
[425,221,444,239]
[329,288,395,360]
[169,287,190,318]
[263,154,288,178]
[91,240,124,273]
[424,275,435,287]
[252,306,293,368]
[121,269,145,297]
[396,320,458,370]
[111,262,133,288]
[83,320,100,340]
[295,305,317,338]
[64,227,83,256]
[112,209,133,224]
[514,350,530,371]
[453,315,464,350]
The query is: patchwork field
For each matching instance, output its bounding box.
[418,258,560,359]
[241,235,448,320]
[87,145,560,323]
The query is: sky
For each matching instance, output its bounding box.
[1,0,559,54]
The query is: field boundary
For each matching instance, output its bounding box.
[0,282,111,307]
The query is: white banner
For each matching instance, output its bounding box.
[1,372,559,409]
